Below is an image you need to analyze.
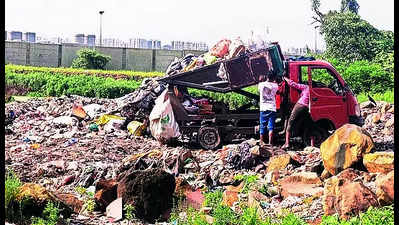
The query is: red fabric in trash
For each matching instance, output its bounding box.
[209,39,231,58]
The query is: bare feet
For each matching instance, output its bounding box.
[281,144,290,150]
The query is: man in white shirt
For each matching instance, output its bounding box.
[258,72,279,147]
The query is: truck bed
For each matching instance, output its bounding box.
[157,44,285,93]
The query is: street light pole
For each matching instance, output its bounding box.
[99,11,104,47]
[314,25,319,53]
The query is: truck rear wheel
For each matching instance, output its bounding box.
[198,126,221,150]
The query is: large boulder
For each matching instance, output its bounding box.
[363,152,394,174]
[323,169,379,220]
[375,170,394,205]
[117,169,175,223]
[279,172,323,198]
[320,124,374,175]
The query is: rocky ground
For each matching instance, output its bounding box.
[5,95,394,225]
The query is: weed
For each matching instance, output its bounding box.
[234,174,259,194]
[212,204,237,225]
[75,186,96,213]
[31,201,60,225]
[5,169,22,220]
[203,190,223,209]
[124,204,135,222]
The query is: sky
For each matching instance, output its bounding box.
[5,0,394,51]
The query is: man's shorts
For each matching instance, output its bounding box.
[260,110,276,134]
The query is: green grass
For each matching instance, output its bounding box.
[5,169,22,219]
[356,90,394,103]
[31,201,60,225]
[6,64,164,80]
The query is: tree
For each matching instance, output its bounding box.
[340,0,360,14]
[320,12,383,61]
[71,48,111,70]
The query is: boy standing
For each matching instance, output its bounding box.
[258,73,279,147]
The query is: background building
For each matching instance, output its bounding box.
[10,31,22,41]
[86,35,96,46]
[75,34,85,44]
[24,32,36,42]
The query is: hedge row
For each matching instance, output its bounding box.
[5,64,164,81]
[6,71,141,99]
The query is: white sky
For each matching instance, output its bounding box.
[5,0,394,51]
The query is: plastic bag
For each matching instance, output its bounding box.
[217,63,227,80]
[228,38,246,58]
[149,90,180,142]
[127,121,146,136]
[96,114,125,125]
[203,53,217,65]
[209,39,231,58]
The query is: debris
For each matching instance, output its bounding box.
[106,197,123,222]
[127,121,146,136]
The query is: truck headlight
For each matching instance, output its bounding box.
[355,104,361,117]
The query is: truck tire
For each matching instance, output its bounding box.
[198,126,221,150]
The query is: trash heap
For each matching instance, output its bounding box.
[5,95,394,224]
[165,37,273,81]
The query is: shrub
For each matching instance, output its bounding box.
[71,48,111,70]
[31,201,60,225]
[203,190,223,209]
[5,169,22,220]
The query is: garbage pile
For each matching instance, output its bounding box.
[165,37,272,80]
[5,94,395,224]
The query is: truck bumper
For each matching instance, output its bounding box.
[349,116,364,127]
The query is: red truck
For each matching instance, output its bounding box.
[158,43,363,149]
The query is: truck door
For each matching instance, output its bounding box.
[307,66,348,129]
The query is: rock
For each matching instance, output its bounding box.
[323,169,379,219]
[203,215,215,224]
[72,105,87,119]
[222,190,239,207]
[53,116,76,126]
[372,112,381,123]
[117,169,175,222]
[320,124,374,175]
[106,198,123,222]
[94,179,118,211]
[14,183,73,219]
[247,191,268,217]
[266,154,291,173]
[250,146,260,156]
[375,170,394,205]
[185,189,205,210]
[337,182,379,220]
[279,172,323,198]
[385,117,394,128]
[360,101,374,109]
[54,193,84,214]
[380,102,391,114]
[363,152,394,174]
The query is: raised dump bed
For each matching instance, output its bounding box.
[157,44,285,93]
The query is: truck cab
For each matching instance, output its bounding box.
[285,60,363,144]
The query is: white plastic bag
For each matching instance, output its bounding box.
[149,90,180,142]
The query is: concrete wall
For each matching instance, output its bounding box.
[29,43,60,67]
[5,41,207,72]
[5,42,29,65]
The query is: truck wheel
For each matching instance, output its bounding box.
[198,126,221,150]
